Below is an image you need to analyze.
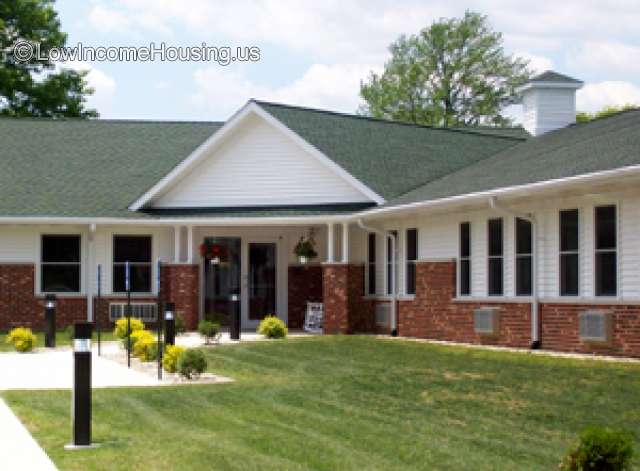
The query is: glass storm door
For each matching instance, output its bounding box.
[203,237,240,326]
[247,242,277,321]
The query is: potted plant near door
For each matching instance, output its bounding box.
[294,230,318,264]
[200,240,228,265]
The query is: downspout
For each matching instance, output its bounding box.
[357,219,398,336]
[488,197,541,349]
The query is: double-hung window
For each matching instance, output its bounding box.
[387,230,398,295]
[113,235,152,293]
[559,209,580,296]
[406,228,418,295]
[515,218,533,296]
[487,218,503,296]
[367,233,376,295]
[595,205,617,296]
[41,235,81,293]
[459,222,471,296]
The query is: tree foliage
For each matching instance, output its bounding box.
[0,0,97,117]
[359,11,530,127]
[576,104,637,123]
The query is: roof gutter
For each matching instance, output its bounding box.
[357,219,398,336]
[488,196,541,349]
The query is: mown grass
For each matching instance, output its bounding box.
[0,330,116,352]
[3,336,640,470]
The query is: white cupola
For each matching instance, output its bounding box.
[517,71,583,136]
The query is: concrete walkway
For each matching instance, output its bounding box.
[0,398,58,470]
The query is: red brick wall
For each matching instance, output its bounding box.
[541,304,640,357]
[0,264,86,330]
[397,261,532,348]
[288,265,323,328]
[160,264,199,330]
[322,263,374,334]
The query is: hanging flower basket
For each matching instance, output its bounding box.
[200,241,228,264]
[293,232,318,264]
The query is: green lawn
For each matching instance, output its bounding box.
[0,330,116,352]
[3,336,640,470]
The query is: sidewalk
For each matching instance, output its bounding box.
[0,398,58,471]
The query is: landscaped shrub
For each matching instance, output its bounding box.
[175,313,186,335]
[177,348,207,379]
[258,315,287,339]
[132,331,160,362]
[198,320,220,344]
[162,345,185,373]
[6,327,37,352]
[113,317,145,340]
[64,325,74,342]
[560,426,634,470]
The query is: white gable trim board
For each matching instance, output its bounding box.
[129,101,384,210]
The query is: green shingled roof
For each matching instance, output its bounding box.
[530,70,583,84]
[0,119,221,218]
[257,101,525,200]
[384,108,640,208]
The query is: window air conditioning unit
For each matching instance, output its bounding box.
[375,303,391,326]
[474,307,500,335]
[109,302,157,322]
[579,310,612,343]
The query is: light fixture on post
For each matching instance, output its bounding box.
[44,294,57,348]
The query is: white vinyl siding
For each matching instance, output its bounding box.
[153,115,371,208]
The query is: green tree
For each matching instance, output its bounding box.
[360,11,530,127]
[576,104,637,123]
[0,0,97,117]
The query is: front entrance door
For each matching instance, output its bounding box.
[203,237,279,328]
[242,240,278,327]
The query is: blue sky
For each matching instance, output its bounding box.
[55,0,640,122]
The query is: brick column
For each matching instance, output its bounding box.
[288,265,323,329]
[322,263,374,334]
[161,264,200,330]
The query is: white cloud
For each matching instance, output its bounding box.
[577,81,640,113]
[569,41,640,76]
[515,52,553,74]
[191,63,380,119]
[58,61,117,114]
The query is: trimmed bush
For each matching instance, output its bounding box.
[162,345,185,373]
[198,320,220,344]
[6,327,37,352]
[177,348,207,379]
[560,426,634,470]
[175,314,186,335]
[113,317,145,340]
[258,316,287,339]
[132,331,159,362]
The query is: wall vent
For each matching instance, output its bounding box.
[474,307,500,335]
[109,302,157,322]
[579,310,612,343]
[375,303,390,326]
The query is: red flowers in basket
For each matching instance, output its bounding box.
[199,241,227,262]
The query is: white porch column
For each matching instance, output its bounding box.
[187,225,194,263]
[174,225,181,263]
[326,223,335,263]
[86,223,96,322]
[341,222,349,263]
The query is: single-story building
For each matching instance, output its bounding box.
[1,70,640,357]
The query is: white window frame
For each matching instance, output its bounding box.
[458,221,471,297]
[112,234,154,294]
[386,230,398,296]
[514,217,533,296]
[405,228,418,296]
[593,204,619,298]
[559,208,580,297]
[366,232,377,296]
[487,218,504,296]
[40,233,83,295]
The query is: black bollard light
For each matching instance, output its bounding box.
[44,294,57,348]
[229,293,241,341]
[164,302,175,346]
[65,322,96,450]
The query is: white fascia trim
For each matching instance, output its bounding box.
[516,81,583,93]
[0,215,350,226]
[249,104,385,204]
[128,101,384,210]
[352,163,640,220]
